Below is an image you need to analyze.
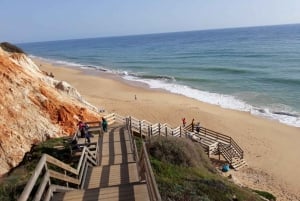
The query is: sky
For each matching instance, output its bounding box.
[1,0,300,43]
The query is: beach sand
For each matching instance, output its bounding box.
[36,59,300,200]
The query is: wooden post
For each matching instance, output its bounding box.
[148,126,151,142]
[158,123,161,136]
[139,121,142,138]
[218,144,221,161]
[126,117,129,130]
[180,126,182,137]
[129,116,132,134]
[64,170,69,187]
[165,127,167,137]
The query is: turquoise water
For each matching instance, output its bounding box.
[19,24,300,127]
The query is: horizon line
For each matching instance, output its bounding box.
[17,22,300,45]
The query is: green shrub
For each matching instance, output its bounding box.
[254,190,276,201]
[148,136,215,172]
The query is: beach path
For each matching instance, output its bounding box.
[52,123,150,201]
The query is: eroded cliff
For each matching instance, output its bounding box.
[0,42,100,175]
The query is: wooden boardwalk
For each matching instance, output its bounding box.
[52,124,150,201]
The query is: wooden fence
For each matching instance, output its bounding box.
[106,113,243,160]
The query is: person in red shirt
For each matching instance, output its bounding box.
[182,117,186,127]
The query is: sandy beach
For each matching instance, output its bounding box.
[36,58,300,200]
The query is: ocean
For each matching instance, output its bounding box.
[19,24,300,127]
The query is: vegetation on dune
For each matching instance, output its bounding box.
[0,137,73,201]
[147,136,268,201]
[0,42,25,54]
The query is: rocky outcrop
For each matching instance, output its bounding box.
[0,43,100,175]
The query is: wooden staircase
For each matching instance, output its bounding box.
[19,113,245,201]
[51,124,150,201]
[219,144,247,170]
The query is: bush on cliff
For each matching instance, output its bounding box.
[0,42,25,54]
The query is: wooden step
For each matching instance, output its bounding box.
[101,140,133,156]
[51,123,152,201]
[52,183,150,201]
[85,160,139,189]
[231,158,247,170]
[100,153,136,166]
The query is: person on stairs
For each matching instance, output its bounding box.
[84,123,91,143]
[102,117,108,132]
[77,121,85,138]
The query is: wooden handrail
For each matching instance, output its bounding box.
[109,113,244,165]
[18,155,47,201]
[124,117,161,201]
[139,143,162,201]
[18,143,98,201]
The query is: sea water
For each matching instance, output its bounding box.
[19,24,300,127]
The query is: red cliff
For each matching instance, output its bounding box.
[0,42,100,175]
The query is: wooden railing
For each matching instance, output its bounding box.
[138,142,162,201]
[18,140,99,201]
[191,126,244,159]
[108,113,244,161]
[124,117,161,201]
[101,114,161,200]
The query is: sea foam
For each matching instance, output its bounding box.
[123,75,300,127]
[30,54,300,128]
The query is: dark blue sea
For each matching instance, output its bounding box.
[19,24,300,127]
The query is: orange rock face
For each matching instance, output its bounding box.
[0,44,99,175]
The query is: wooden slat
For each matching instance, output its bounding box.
[48,170,80,185]
[18,155,47,201]
[52,183,150,201]
[46,155,77,175]
[33,172,50,201]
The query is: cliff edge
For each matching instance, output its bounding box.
[0,42,100,176]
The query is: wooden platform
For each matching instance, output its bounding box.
[52,183,149,201]
[52,124,150,201]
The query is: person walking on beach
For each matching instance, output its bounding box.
[102,117,108,132]
[182,117,186,127]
